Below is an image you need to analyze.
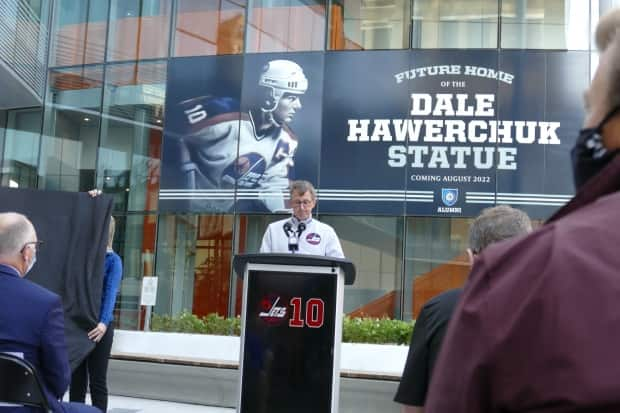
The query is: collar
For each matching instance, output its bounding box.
[548,152,620,223]
[0,263,21,278]
[291,215,313,226]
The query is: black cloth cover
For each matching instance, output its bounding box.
[0,187,113,371]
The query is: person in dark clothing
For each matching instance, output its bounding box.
[394,205,532,413]
[0,212,100,413]
[426,8,620,413]
[70,210,123,413]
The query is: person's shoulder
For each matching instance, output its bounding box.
[425,288,462,307]
[420,288,462,318]
[268,217,291,228]
[106,251,122,264]
[179,95,240,118]
[313,219,337,233]
[16,277,61,308]
[178,96,244,136]
[466,223,559,300]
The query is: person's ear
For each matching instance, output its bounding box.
[466,248,476,267]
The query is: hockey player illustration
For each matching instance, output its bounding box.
[166,59,308,212]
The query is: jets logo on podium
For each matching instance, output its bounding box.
[258,295,287,325]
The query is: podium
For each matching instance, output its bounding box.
[232,253,356,413]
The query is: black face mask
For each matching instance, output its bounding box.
[571,105,620,190]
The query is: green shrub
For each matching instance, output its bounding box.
[151,311,241,336]
[342,316,414,345]
[151,312,413,345]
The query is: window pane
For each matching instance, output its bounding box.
[233,214,287,315]
[113,213,158,330]
[107,0,172,62]
[49,0,109,67]
[174,0,246,56]
[320,215,404,318]
[501,0,590,50]
[0,109,42,189]
[329,0,411,50]
[411,0,498,49]
[403,217,470,321]
[97,61,166,213]
[246,0,326,52]
[39,66,103,191]
[154,214,234,318]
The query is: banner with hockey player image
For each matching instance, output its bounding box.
[159,53,323,214]
[159,50,588,218]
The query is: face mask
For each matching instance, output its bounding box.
[571,105,620,189]
[24,253,36,276]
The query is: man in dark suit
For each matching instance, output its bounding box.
[0,212,100,413]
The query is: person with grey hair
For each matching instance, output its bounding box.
[425,8,620,412]
[0,212,100,413]
[394,205,532,413]
[260,180,344,257]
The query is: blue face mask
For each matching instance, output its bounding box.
[571,105,620,189]
[24,253,36,276]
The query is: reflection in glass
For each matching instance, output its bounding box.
[411,0,498,49]
[39,66,104,191]
[0,109,42,189]
[97,61,166,213]
[403,217,471,321]
[320,215,404,318]
[154,214,234,318]
[49,0,109,67]
[329,0,411,50]
[501,0,589,50]
[107,0,172,62]
[246,0,326,52]
[174,0,246,56]
[112,214,158,330]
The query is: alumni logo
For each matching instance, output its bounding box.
[441,188,458,206]
[438,188,462,214]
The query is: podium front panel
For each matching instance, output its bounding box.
[238,264,342,413]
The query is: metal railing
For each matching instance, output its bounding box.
[0,0,48,97]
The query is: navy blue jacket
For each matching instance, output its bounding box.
[0,264,70,412]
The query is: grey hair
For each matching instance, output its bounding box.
[289,180,316,200]
[468,205,532,254]
[0,212,35,258]
[595,7,620,109]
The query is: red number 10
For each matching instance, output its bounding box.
[289,297,325,328]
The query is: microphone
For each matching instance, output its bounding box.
[283,222,292,236]
[283,221,298,252]
[297,222,306,238]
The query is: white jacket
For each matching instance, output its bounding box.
[260,216,344,258]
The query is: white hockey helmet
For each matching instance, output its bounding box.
[259,60,308,112]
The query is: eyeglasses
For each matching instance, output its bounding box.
[291,200,313,207]
[21,240,43,253]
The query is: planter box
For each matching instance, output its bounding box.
[111,330,408,378]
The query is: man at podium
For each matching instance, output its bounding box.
[259,180,344,258]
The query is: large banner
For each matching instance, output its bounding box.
[159,50,589,218]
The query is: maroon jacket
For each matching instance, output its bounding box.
[425,154,620,413]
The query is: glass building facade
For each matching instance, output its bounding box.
[1,0,618,330]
